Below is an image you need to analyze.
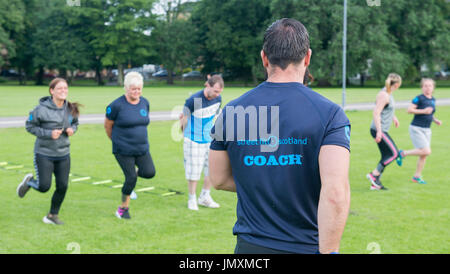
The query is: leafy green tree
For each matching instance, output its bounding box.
[151,0,198,84]
[386,0,450,79]
[270,0,409,86]
[192,0,271,84]
[91,0,157,86]
[31,0,92,84]
[9,0,36,84]
[0,0,25,68]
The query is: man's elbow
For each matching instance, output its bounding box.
[209,173,225,190]
[323,183,350,210]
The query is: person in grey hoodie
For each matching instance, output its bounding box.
[16,78,81,225]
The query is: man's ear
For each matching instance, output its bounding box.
[261,50,269,68]
[304,48,312,67]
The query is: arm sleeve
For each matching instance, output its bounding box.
[106,101,119,121]
[210,109,227,151]
[183,97,195,117]
[321,106,351,152]
[71,116,79,133]
[25,107,53,139]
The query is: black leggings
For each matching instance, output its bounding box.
[28,153,70,215]
[370,128,399,174]
[114,152,156,195]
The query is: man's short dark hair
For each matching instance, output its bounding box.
[207,74,224,88]
[262,18,310,70]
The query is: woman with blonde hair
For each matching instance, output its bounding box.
[17,78,81,225]
[104,72,156,219]
[366,73,403,190]
[398,78,442,184]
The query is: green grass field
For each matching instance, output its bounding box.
[1,85,449,117]
[0,85,449,254]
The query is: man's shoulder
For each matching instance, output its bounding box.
[223,82,271,107]
[298,85,343,116]
[188,90,204,100]
[184,90,203,104]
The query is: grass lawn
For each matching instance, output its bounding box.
[0,104,449,253]
[1,85,449,117]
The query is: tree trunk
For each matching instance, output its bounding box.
[118,64,124,87]
[360,72,366,87]
[18,67,25,85]
[60,68,67,80]
[67,70,73,85]
[95,60,103,86]
[36,66,44,85]
[167,68,174,85]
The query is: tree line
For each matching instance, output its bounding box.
[0,0,448,86]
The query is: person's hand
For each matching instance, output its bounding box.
[393,117,400,128]
[423,107,434,114]
[51,129,63,140]
[435,119,442,126]
[375,130,382,143]
[179,113,185,132]
[66,127,74,136]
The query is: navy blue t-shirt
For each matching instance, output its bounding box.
[183,90,222,143]
[210,82,351,254]
[411,94,436,128]
[106,95,150,155]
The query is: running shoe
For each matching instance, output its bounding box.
[43,214,64,225]
[198,195,220,208]
[370,184,388,191]
[17,173,33,198]
[366,173,388,190]
[396,150,404,166]
[412,176,427,184]
[115,207,131,219]
[188,199,199,211]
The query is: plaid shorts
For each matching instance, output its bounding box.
[183,137,210,181]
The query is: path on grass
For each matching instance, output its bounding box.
[1,98,450,128]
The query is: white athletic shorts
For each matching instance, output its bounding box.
[409,124,432,149]
[183,137,210,181]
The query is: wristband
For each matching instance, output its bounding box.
[316,251,340,254]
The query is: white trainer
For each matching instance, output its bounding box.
[198,195,220,208]
[188,199,199,211]
[130,190,138,200]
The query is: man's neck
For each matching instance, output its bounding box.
[266,64,306,83]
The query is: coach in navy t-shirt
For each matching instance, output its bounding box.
[104,72,156,220]
[209,18,351,254]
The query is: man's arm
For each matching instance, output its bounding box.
[179,114,188,132]
[104,118,114,140]
[209,149,235,192]
[318,145,350,254]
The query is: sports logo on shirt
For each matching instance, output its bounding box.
[140,109,148,117]
[345,126,351,141]
[106,106,112,115]
[243,154,303,166]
